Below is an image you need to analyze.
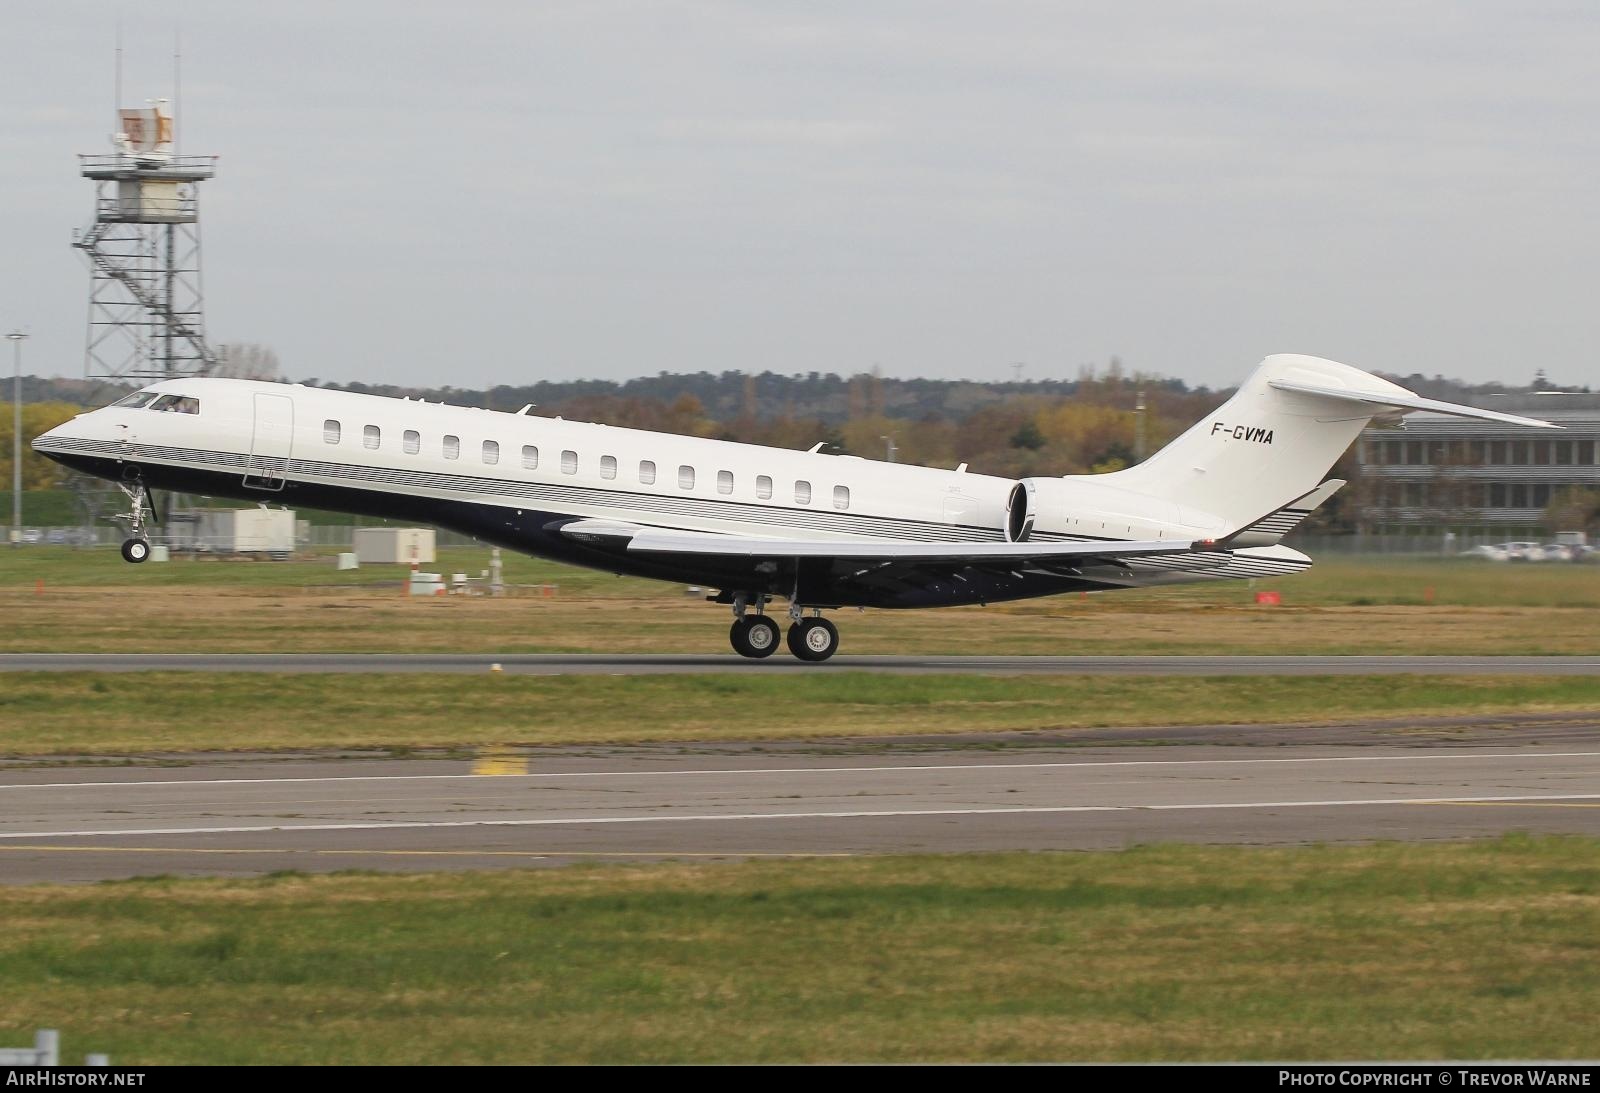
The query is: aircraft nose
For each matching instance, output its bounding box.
[31,410,95,455]
[33,419,75,447]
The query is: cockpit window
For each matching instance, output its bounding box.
[149,394,201,415]
[113,392,159,409]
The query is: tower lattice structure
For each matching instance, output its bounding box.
[74,103,219,383]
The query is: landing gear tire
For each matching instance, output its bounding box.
[730,616,781,659]
[120,538,151,564]
[787,617,839,662]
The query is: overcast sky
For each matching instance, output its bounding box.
[4,1,1599,390]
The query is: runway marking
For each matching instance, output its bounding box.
[5,750,1599,792]
[471,750,529,777]
[4,792,1599,840]
[0,845,848,859]
[1418,801,1600,810]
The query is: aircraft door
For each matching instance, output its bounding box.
[243,393,294,491]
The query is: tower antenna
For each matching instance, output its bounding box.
[172,28,181,156]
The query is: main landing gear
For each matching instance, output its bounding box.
[786,615,839,662]
[115,481,153,564]
[727,596,841,662]
[729,614,781,658]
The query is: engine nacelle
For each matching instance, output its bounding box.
[1005,480,1038,542]
[1005,476,1214,543]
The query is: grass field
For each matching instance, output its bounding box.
[6,543,1600,602]
[3,548,1599,656]
[2,671,1600,756]
[4,548,1597,757]
[2,837,1596,1063]
[0,491,82,526]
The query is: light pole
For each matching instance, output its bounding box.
[1134,386,1147,462]
[7,332,26,546]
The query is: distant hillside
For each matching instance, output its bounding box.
[314,368,1210,427]
[22,365,1569,422]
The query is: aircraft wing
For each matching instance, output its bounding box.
[1214,479,1344,548]
[620,527,1215,563]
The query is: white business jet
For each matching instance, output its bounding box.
[34,354,1551,662]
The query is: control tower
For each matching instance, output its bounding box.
[73,103,219,383]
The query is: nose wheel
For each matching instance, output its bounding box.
[787,617,840,662]
[114,481,156,564]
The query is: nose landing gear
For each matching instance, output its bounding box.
[114,481,154,564]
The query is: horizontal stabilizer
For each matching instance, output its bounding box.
[1267,379,1559,429]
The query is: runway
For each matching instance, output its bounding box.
[5,731,1600,882]
[6,653,1600,675]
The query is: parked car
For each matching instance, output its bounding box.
[1460,544,1509,561]
[1501,541,1546,562]
[1541,543,1585,562]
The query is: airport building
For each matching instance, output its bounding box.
[1354,395,1600,538]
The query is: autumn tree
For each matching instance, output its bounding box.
[1544,487,1600,536]
[0,402,82,490]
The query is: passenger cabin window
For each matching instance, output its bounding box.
[795,480,812,505]
[639,460,656,485]
[833,485,850,510]
[756,475,773,500]
[403,430,421,455]
[323,419,341,445]
[482,440,500,465]
[521,445,539,470]
[600,455,618,480]
[561,450,578,475]
[717,470,734,495]
[363,425,381,450]
[678,465,696,490]
[443,435,460,460]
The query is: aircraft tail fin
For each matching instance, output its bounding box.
[1098,354,1554,533]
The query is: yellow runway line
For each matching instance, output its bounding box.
[471,749,530,776]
